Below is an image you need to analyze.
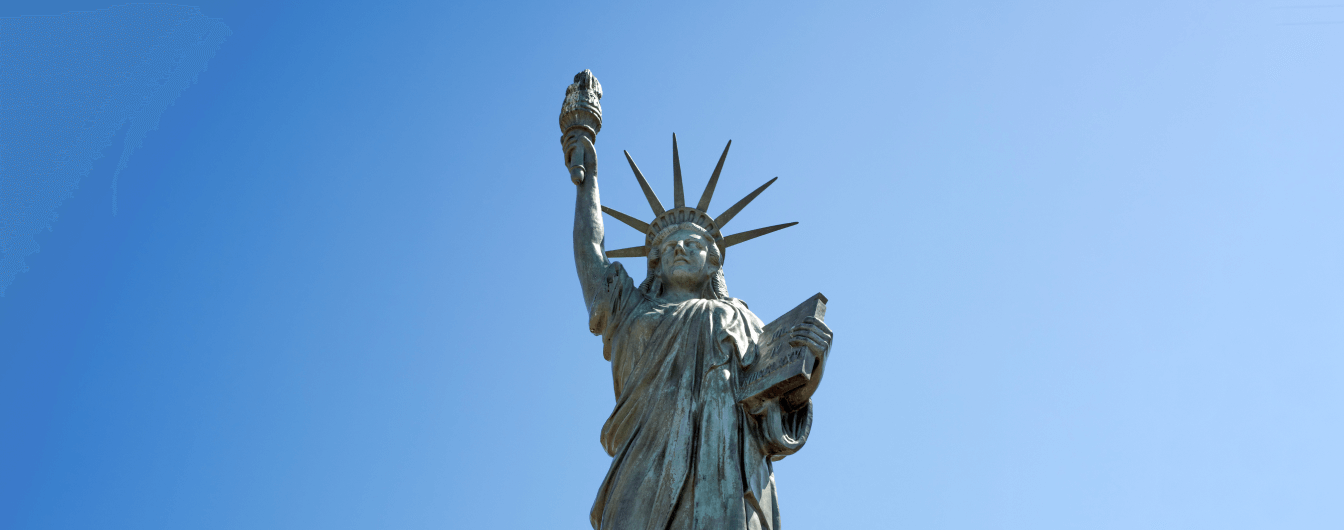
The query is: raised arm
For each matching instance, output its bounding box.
[558,70,614,309]
[566,131,612,308]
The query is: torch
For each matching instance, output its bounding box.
[559,70,603,185]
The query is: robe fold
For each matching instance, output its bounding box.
[587,263,813,530]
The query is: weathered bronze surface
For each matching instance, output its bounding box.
[562,70,834,530]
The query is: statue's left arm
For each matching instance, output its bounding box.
[753,316,833,459]
[740,317,833,516]
[791,316,833,397]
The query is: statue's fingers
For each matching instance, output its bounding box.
[795,329,827,349]
[790,330,828,355]
[565,141,581,167]
[794,329,829,350]
[791,338,826,360]
[794,322,832,342]
[565,145,583,182]
[802,317,833,336]
[563,132,581,156]
[580,135,598,174]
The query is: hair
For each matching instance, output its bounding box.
[639,222,731,300]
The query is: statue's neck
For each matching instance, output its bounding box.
[659,287,701,304]
[659,277,711,304]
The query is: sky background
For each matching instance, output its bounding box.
[2,1,1342,529]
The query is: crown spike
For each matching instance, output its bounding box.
[601,206,650,233]
[672,134,685,208]
[624,150,666,216]
[697,140,731,211]
[722,222,798,248]
[713,177,777,233]
[606,245,648,258]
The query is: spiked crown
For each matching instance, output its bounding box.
[602,134,797,260]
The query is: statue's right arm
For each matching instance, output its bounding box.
[569,133,612,309]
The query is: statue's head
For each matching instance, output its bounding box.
[602,135,799,301]
[642,222,729,300]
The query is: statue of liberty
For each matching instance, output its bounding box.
[560,70,834,530]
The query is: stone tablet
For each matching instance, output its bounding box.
[739,293,829,411]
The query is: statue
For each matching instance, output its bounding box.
[561,70,834,530]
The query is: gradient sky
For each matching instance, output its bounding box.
[3,1,1342,529]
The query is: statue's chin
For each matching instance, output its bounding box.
[663,267,707,291]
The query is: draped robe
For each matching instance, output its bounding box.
[587,263,814,530]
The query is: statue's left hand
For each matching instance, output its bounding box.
[789,316,832,362]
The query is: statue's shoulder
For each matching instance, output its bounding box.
[713,297,765,330]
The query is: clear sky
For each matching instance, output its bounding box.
[2,1,1342,529]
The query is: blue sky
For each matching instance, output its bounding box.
[2,1,1342,528]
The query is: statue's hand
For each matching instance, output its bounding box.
[789,316,832,362]
[562,129,597,185]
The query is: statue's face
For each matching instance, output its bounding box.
[658,229,713,288]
